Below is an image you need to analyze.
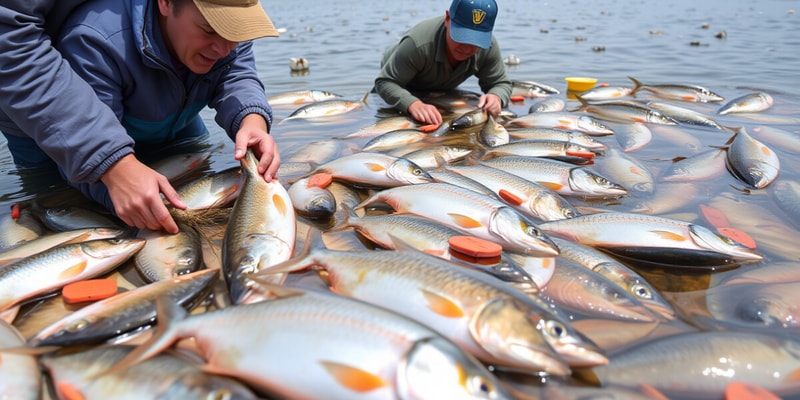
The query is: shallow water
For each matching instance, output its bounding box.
[2,0,800,398]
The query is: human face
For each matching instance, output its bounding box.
[157,0,238,74]
[444,11,480,64]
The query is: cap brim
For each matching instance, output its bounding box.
[194,1,279,42]
[449,19,492,49]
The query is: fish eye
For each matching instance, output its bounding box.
[545,320,567,338]
[468,376,492,395]
[410,167,424,176]
[631,283,652,300]
[207,389,232,400]
[592,175,610,185]
[67,319,89,333]
[562,208,577,219]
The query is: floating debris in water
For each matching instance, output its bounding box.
[593,46,606,52]
[715,31,727,39]
[504,54,521,65]
[289,57,309,71]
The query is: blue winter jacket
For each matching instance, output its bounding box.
[0,0,127,183]
[0,0,272,185]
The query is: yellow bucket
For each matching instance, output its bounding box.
[565,77,597,92]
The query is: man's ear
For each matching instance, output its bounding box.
[157,0,172,17]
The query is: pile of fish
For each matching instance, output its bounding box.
[1,76,799,400]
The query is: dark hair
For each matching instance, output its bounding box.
[168,0,193,14]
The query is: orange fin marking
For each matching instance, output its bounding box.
[699,204,731,229]
[539,181,564,191]
[447,213,484,229]
[272,193,288,215]
[717,227,757,249]
[498,189,524,206]
[365,162,387,172]
[57,382,86,400]
[652,230,688,242]
[58,261,88,280]
[421,289,465,318]
[320,361,387,392]
[785,368,800,383]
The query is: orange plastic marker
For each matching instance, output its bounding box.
[449,236,503,258]
[419,124,440,133]
[717,227,757,249]
[9,203,20,220]
[62,279,118,304]
[724,382,780,400]
[509,95,526,102]
[699,204,731,228]
[498,189,524,206]
[307,172,333,189]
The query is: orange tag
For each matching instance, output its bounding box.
[62,279,118,304]
[9,204,20,220]
[717,227,756,249]
[510,95,526,102]
[449,236,502,258]
[498,189,524,206]
[725,382,780,400]
[699,204,731,229]
[307,173,333,189]
[419,124,440,133]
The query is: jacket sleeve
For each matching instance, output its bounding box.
[209,41,273,139]
[374,37,426,113]
[476,37,512,107]
[0,3,133,183]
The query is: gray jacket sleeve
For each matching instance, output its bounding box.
[476,37,512,107]
[374,37,426,113]
[0,2,133,183]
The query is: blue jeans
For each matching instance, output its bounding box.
[2,116,210,214]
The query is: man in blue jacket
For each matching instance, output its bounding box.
[0,0,279,234]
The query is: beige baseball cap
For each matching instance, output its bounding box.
[193,0,279,42]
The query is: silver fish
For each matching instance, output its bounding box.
[451,107,488,130]
[37,205,125,232]
[0,238,146,321]
[539,212,763,267]
[283,97,365,120]
[614,122,653,151]
[287,175,337,218]
[660,147,728,182]
[772,180,800,227]
[174,167,242,210]
[576,86,634,101]
[30,268,218,347]
[550,236,675,320]
[480,155,628,199]
[259,241,605,373]
[540,258,659,322]
[149,151,211,183]
[0,320,40,400]
[343,115,422,139]
[483,139,598,161]
[575,97,677,125]
[443,163,580,222]
[628,76,724,102]
[361,128,429,152]
[357,182,559,256]
[646,101,723,129]
[705,281,800,330]
[726,126,780,189]
[135,223,203,282]
[107,287,513,399]
[508,112,615,135]
[577,331,800,397]
[479,114,510,147]
[268,89,341,105]
[507,127,607,151]
[0,208,45,251]
[512,80,561,97]
[222,150,296,304]
[0,227,126,267]
[597,147,655,194]
[313,152,433,188]
[717,92,774,115]
[42,344,260,400]
[528,98,566,113]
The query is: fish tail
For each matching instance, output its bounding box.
[628,76,643,95]
[327,203,357,232]
[94,296,185,379]
[360,91,370,104]
[574,93,589,106]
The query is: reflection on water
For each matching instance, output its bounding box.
[1,1,799,398]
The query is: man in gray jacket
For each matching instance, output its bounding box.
[374,0,511,126]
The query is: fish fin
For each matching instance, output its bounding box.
[572,367,602,386]
[638,383,670,400]
[651,230,688,242]
[57,382,86,400]
[567,150,595,159]
[0,306,19,324]
[682,95,696,101]
[58,261,88,280]
[539,181,565,191]
[784,367,800,382]
[628,76,643,93]
[320,360,388,392]
[632,117,647,123]
[272,192,288,215]
[365,162,386,172]
[421,289,465,318]
[90,296,186,379]
[447,213,484,229]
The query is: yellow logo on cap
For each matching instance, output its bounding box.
[472,9,486,25]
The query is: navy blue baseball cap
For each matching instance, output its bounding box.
[448,0,498,49]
